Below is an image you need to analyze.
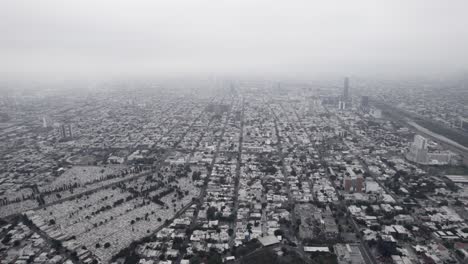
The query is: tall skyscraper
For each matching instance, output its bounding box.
[360,96,369,113]
[42,116,52,128]
[406,135,428,163]
[59,124,73,139]
[361,96,369,108]
[42,117,49,128]
[338,100,346,110]
[406,134,454,165]
[413,135,427,150]
[308,96,321,113]
[343,77,349,101]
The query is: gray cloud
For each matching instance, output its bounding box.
[1,0,467,80]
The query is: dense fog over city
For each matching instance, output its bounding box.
[1,1,468,264]
[1,0,468,81]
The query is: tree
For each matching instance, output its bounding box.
[207,248,222,264]
[274,229,284,237]
[368,239,377,247]
[51,239,62,250]
[104,242,111,248]
[438,200,448,206]
[190,256,201,264]
[264,166,277,175]
[192,171,202,181]
[377,237,396,257]
[70,251,78,261]
[290,169,297,176]
[365,206,374,215]
[124,253,140,264]
[207,206,217,220]
[1,234,12,245]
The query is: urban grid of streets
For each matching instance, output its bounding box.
[1,83,468,264]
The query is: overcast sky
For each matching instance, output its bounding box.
[1,0,467,81]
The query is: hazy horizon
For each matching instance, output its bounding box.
[1,0,468,81]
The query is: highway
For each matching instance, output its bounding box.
[374,101,468,165]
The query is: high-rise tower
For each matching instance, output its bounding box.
[343,77,349,101]
[59,124,73,139]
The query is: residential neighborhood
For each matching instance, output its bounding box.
[2,79,467,264]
